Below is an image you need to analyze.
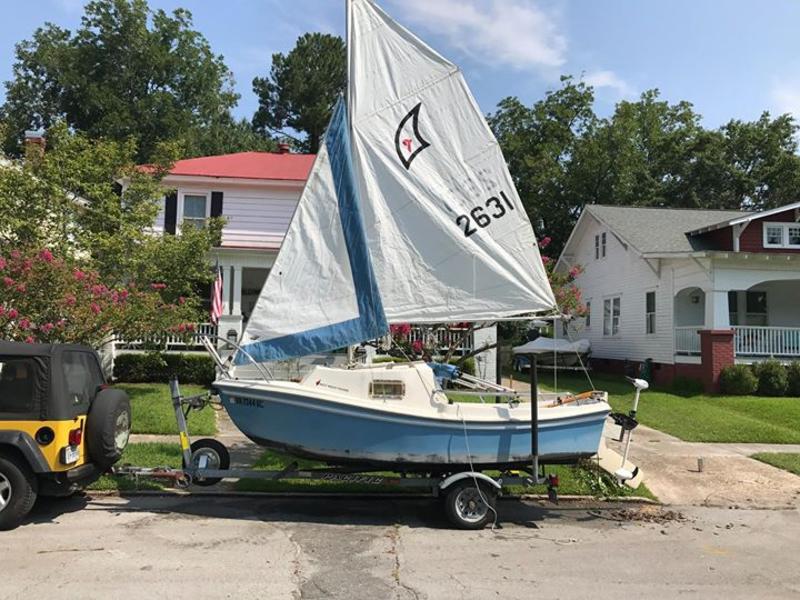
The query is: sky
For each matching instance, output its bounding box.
[2,0,800,129]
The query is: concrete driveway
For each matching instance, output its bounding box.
[2,494,799,599]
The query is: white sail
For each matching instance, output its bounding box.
[237,100,386,363]
[348,0,556,323]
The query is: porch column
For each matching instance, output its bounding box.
[232,266,243,316]
[221,265,231,315]
[704,289,730,329]
[699,330,735,394]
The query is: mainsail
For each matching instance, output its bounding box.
[237,0,555,363]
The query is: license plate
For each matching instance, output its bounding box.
[62,445,80,465]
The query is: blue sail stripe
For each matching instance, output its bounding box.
[236,99,387,365]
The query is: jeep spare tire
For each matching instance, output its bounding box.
[86,388,131,469]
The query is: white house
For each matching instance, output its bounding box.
[556,203,800,390]
[135,148,497,379]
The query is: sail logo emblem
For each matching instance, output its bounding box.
[394,102,431,170]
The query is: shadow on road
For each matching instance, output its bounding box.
[26,493,638,530]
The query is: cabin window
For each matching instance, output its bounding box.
[603,296,621,336]
[183,194,208,229]
[645,291,656,335]
[763,222,800,249]
[585,300,591,328]
[369,380,405,399]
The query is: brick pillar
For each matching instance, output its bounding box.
[699,330,735,394]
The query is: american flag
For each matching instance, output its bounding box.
[211,262,223,324]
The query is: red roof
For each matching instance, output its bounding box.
[164,151,315,182]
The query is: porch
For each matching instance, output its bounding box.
[674,278,800,361]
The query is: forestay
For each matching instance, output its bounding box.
[348,0,556,323]
[237,100,386,363]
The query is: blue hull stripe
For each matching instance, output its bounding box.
[237,99,387,364]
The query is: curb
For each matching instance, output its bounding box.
[86,489,659,504]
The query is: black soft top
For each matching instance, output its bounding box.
[0,340,95,357]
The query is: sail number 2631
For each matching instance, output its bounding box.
[455,191,515,237]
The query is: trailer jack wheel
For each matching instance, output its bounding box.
[183,439,230,487]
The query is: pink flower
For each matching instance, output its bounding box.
[18,318,31,330]
[39,249,54,263]
[21,259,32,272]
[412,340,423,353]
[539,236,552,249]
[91,284,107,296]
[15,283,26,293]
[90,303,102,315]
[390,323,412,338]
[7,308,18,319]
[3,276,14,287]
[150,282,167,290]
[64,294,76,306]
[10,250,20,260]
[73,269,86,281]
[40,322,55,334]
[0,257,6,270]
[541,256,553,266]
[24,336,35,344]
[119,289,129,301]
[569,266,581,279]
[57,319,67,328]
[178,296,186,305]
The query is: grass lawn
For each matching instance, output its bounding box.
[116,383,216,436]
[752,453,800,477]
[533,371,800,444]
[89,442,182,491]
[234,450,655,499]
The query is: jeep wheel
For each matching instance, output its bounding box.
[0,454,38,531]
[86,388,131,469]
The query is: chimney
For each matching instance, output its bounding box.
[278,142,291,154]
[24,130,46,158]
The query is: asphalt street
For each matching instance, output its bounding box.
[2,494,799,599]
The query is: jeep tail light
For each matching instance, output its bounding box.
[69,427,83,446]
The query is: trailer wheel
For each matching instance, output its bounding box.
[0,453,38,531]
[443,479,497,530]
[183,439,230,487]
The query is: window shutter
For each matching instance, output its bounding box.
[164,192,177,235]
[211,191,224,218]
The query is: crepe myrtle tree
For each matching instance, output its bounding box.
[0,247,199,347]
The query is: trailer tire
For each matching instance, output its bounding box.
[86,388,131,470]
[183,439,230,487]
[443,479,497,530]
[0,453,38,531]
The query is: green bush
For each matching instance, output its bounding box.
[787,362,800,396]
[670,376,704,397]
[719,364,758,395]
[114,353,215,386]
[755,359,789,396]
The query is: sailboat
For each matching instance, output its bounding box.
[212,0,611,471]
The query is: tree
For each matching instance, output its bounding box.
[0,0,257,161]
[0,122,221,341]
[253,33,347,153]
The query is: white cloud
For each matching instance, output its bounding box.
[583,70,634,98]
[771,80,800,118]
[388,0,567,70]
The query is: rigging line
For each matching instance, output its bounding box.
[456,403,498,532]
[563,317,595,392]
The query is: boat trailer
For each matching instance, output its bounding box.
[113,355,579,529]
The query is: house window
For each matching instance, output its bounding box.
[369,380,405,399]
[595,235,600,259]
[763,222,800,249]
[601,232,607,258]
[595,233,607,259]
[183,194,208,229]
[585,300,591,328]
[728,291,739,326]
[745,291,767,326]
[603,296,621,336]
[645,291,656,335]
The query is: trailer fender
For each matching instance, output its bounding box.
[439,472,501,493]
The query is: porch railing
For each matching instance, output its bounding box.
[115,322,218,351]
[734,326,800,358]
[674,326,702,355]
[408,326,474,353]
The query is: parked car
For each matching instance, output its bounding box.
[0,341,131,530]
